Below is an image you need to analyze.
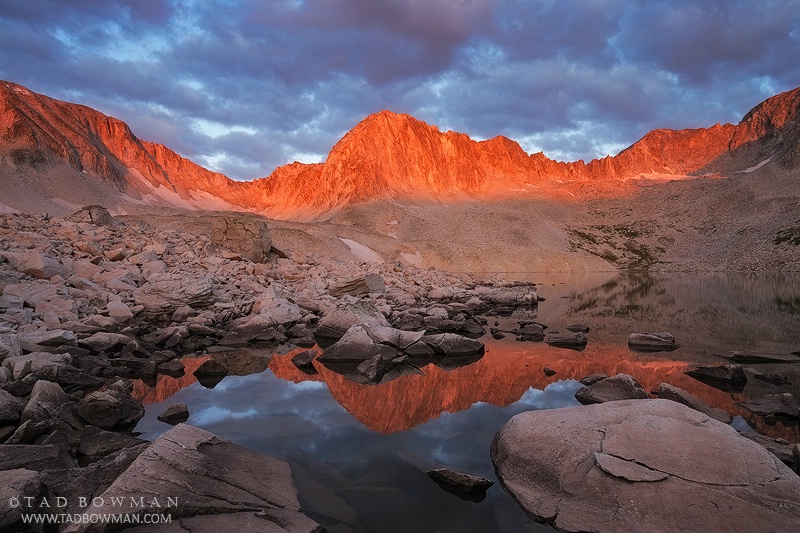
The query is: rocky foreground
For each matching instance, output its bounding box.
[1,206,799,531]
[0,206,539,531]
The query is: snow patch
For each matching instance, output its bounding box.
[737,157,772,174]
[124,167,251,212]
[400,251,424,267]
[339,238,384,263]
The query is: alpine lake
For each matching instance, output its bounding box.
[133,272,800,533]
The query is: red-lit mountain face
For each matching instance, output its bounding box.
[1,79,799,220]
[2,80,800,271]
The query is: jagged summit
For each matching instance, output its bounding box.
[1,80,798,219]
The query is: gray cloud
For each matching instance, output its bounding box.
[1,0,799,180]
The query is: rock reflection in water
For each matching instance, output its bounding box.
[131,272,800,533]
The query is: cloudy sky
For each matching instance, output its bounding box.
[2,0,799,180]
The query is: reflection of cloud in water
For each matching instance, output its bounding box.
[291,381,327,391]
[515,380,583,410]
[415,380,583,472]
[192,405,259,425]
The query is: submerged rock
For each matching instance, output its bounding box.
[427,468,494,502]
[714,351,800,364]
[491,399,800,532]
[752,372,792,386]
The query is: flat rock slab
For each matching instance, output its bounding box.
[491,399,800,532]
[0,444,74,471]
[714,351,800,364]
[684,364,747,390]
[65,424,321,533]
[628,332,678,352]
[739,393,800,420]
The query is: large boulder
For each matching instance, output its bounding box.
[208,215,272,263]
[315,300,391,342]
[66,205,114,226]
[20,379,83,429]
[421,333,485,357]
[318,325,397,363]
[64,424,321,533]
[119,213,272,263]
[574,373,649,405]
[74,380,144,430]
[491,399,800,532]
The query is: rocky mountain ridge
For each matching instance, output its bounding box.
[2,80,799,220]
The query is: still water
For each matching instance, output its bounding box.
[133,272,800,532]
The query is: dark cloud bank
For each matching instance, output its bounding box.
[2,0,799,180]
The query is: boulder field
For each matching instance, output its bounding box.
[0,206,539,531]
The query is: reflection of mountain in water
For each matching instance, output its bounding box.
[133,274,800,441]
[563,273,800,356]
[132,350,271,404]
[268,342,791,437]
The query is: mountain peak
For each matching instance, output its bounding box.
[1,80,798,219]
